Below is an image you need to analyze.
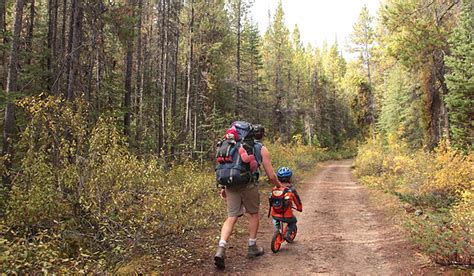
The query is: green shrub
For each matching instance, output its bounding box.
[406,195,473,266]
[2,96,352,272]
[355,135,473,266]
[1,96,223,272]
[355,138,385,178]
[265,142,327,182]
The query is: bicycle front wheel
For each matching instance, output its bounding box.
[271,231,283,253]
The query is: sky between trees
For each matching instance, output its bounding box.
[251,0,380,58]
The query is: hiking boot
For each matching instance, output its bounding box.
[247,244,264,258]
[214,246,225,269]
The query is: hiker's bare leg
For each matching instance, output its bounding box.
[220,216,238,241]
[248,213,259,239]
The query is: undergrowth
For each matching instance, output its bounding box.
[0,96,351,273]
[0,96,223,273]
[355,134,473,266]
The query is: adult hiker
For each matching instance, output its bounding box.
[214,122,281,269]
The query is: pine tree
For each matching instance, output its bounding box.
[380,0,458,148]
[262,0,291,140]
[240,19,264,121]
[348,5,375,140]
[444,0,474,150]
[2,0,25,187]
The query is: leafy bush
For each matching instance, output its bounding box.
[355,138,385,177]
[265,141,345,182]
[406,192,473,266]
[355,135,473,266]
[423,143,474,196]
[1,96,349,272]
[1,96,223,272]
[267,139,357,181]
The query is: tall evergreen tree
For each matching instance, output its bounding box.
[348,5,376,140]
[240,19,264,121]
[2,0,25,187]
[380,0,458,148]
[444,0,474,150]
[262,1,291,140]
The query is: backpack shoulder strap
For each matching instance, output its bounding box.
[254,141,263,164]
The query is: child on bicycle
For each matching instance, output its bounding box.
[269,167,302,242]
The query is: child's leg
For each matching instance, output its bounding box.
[287,220,297,232]
[285,217,298,242]
[272,218,281,232]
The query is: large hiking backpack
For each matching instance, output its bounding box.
[269,188,291,214]
[215,121,255,187]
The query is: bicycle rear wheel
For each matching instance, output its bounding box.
[288,225,297,241]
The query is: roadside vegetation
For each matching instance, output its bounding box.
[355,136,473,266]
[0,96,355,272]
[355,0,473,268]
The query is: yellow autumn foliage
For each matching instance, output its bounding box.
[1,96,224,273]
[356,135,473,265]
[2,96,346,272]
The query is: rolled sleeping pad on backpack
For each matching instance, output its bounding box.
[238,146,258,172]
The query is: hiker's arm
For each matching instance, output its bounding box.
[261,146,282,187]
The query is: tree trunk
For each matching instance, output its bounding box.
[66,0,83,101]
[3,0,25,188]
[93,1,105,112]
[26,0,36,65]
[0,0,5,41]
[184,0,194,133]
[368,86,376,141]
[160,0,168,156]
[135,0,143,149]
[426,68,442,149]
[169,0,180,122]
[172,23,179,120]
[434,49,451,144]
[235,0,241,117]
[137,23,150,153]
[47,0,58,93]
[170,26,179,156]
[365,42,376,141]
[0,0,6,90]
[55,0,67,96]
[123,0,135,137]
[124,47,133,136]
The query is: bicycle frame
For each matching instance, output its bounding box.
[271,218,297,253]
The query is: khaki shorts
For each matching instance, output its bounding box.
[226,183,260,217]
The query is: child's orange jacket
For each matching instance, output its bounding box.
[270,186,303,219]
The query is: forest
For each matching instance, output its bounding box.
[0,0,472,272]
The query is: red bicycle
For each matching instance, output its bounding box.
[271,219,297,253]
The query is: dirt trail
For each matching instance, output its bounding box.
[188,160,443,275]
[201,159,444,275]
[247,159,431,275]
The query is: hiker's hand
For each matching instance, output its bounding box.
[219,188,227,200]
[276,180,284,188]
